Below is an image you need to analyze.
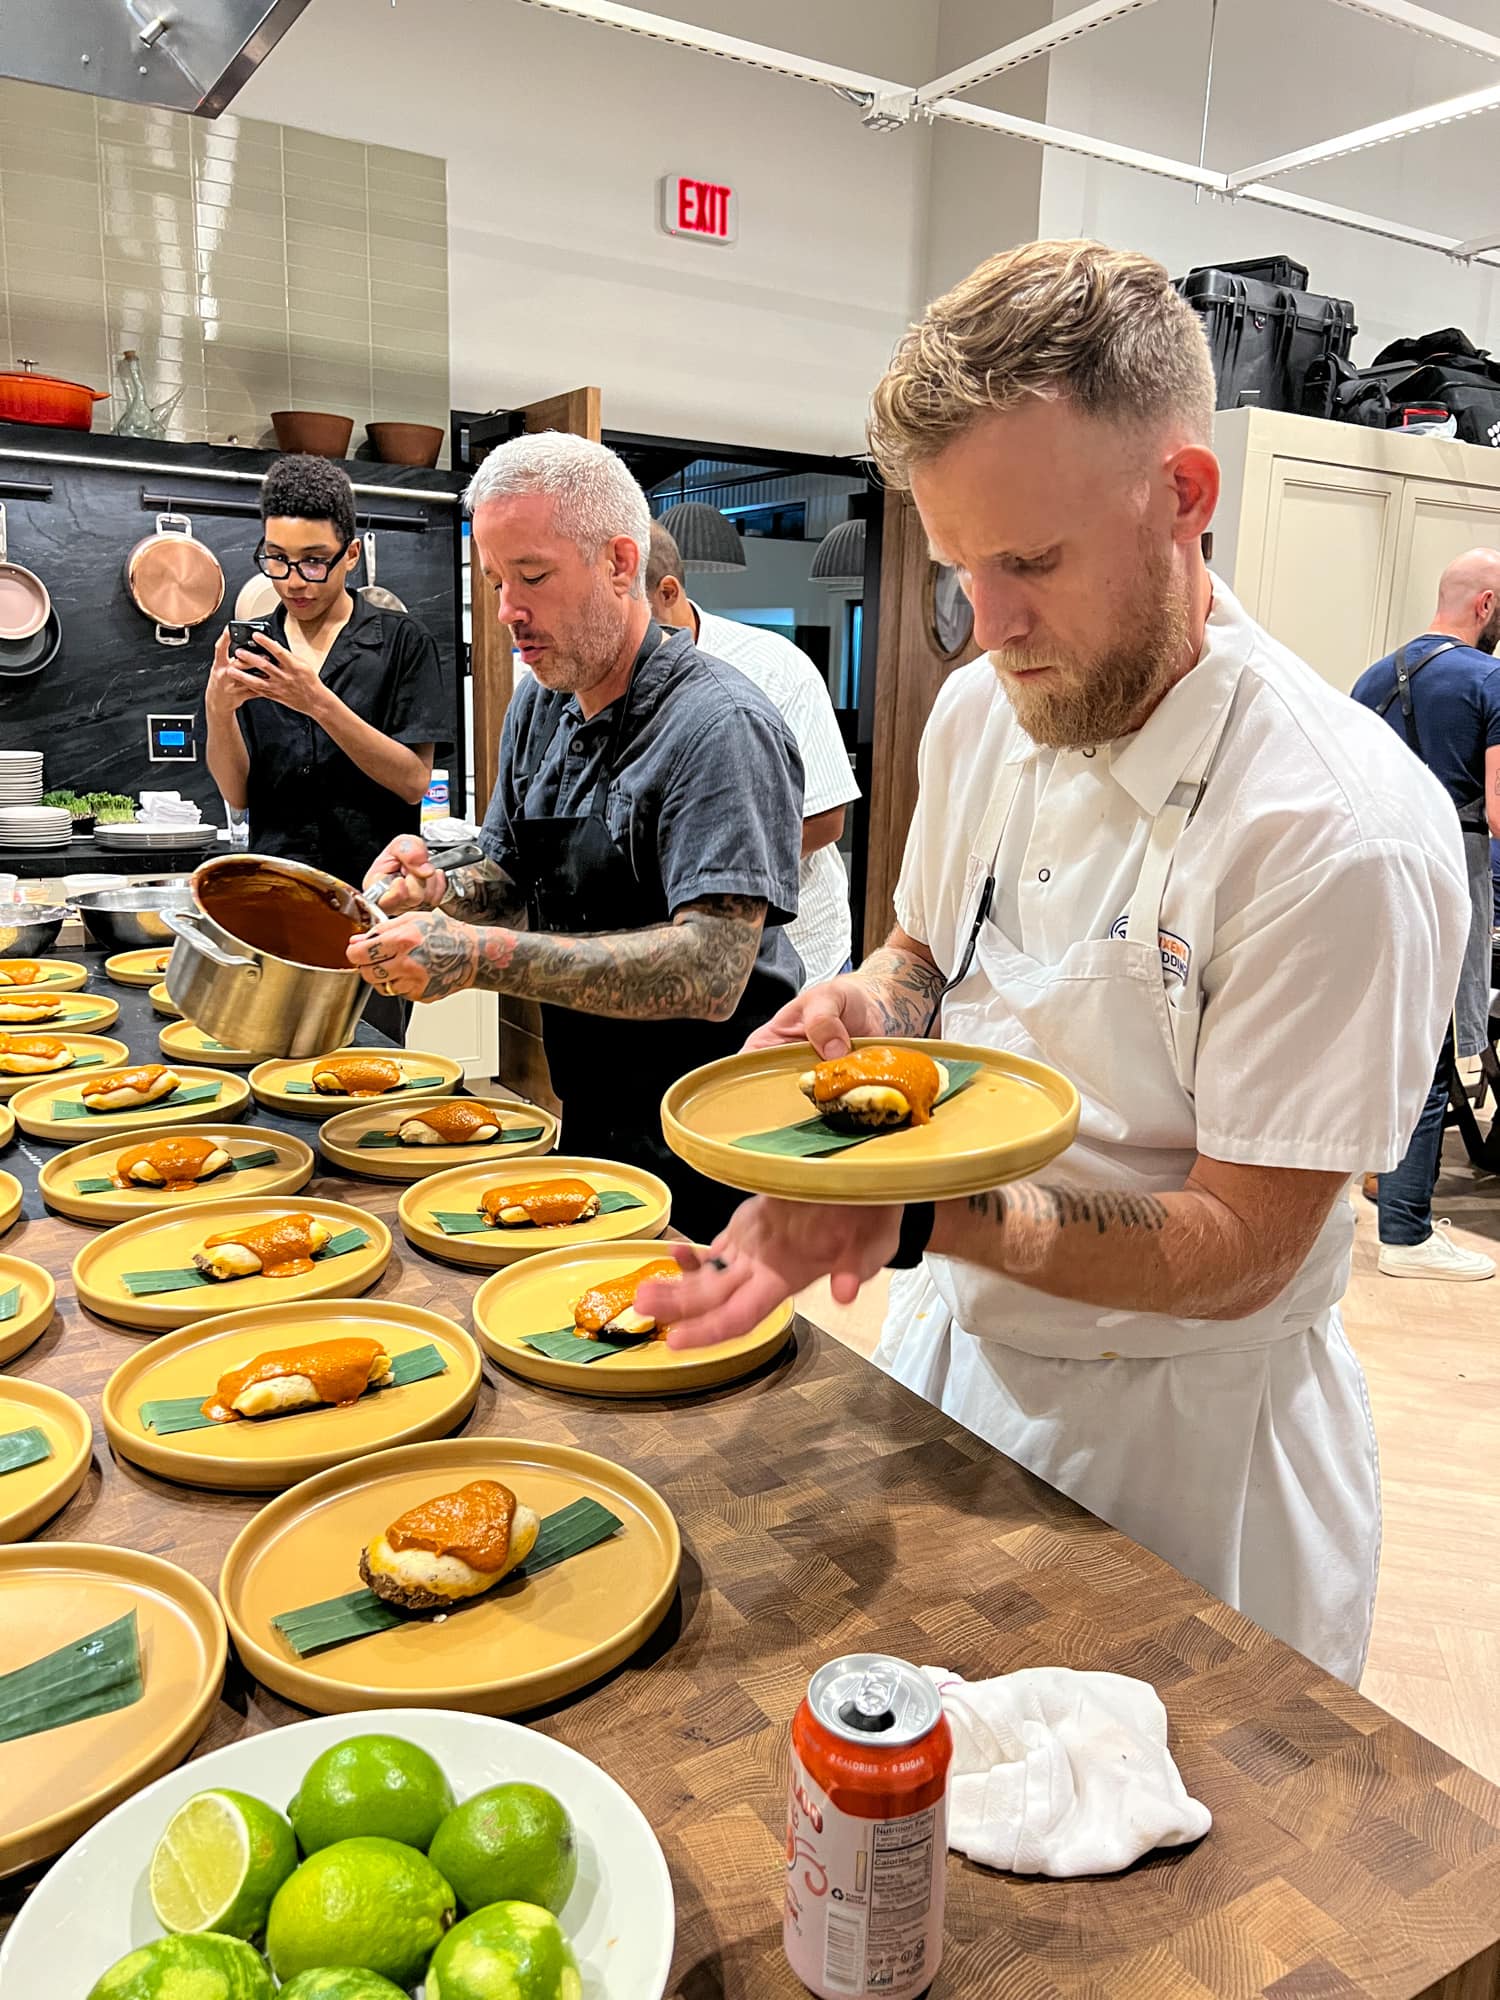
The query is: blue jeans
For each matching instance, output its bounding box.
[1377,1026,1453,1246]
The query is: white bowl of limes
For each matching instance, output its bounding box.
[1,1709,674,1997]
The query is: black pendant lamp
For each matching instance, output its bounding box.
[810,517,866,585]
[658,500,746,572]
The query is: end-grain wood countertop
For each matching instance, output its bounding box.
[4,969,1500,1999]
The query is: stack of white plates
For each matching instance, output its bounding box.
[0,752,43,805]
[93,822,214,854]
[0,805,72,849]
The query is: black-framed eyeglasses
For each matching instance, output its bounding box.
[255,538,353,583]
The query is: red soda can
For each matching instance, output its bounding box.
[784,1653,952,1998]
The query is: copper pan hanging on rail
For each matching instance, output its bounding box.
[124,513,224,647]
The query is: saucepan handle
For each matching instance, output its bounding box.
[363,840,484,920]
[161,908,259,974]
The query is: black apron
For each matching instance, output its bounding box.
[511,625,790,1240]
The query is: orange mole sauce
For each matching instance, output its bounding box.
[116,1135,222,1192]
[315,1054,403,1096]
[573,1257,681,1337]
[0,1032,67,1063]
[81,1063,169,1101]
[0,962,42,986]
[201,1333,385,1424]
[481,1176,596,1227]
[202,1211,321,1277]
[385,1478,517,1572]
[198,863,367,970]
[407,1101,498,1143]
[811,1046,942,1124]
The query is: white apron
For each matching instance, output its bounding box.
[876,672,1382,1686]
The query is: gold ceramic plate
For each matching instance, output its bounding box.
[72,1193,392,1333]
[0,1035,130,1102]
[104,948,174,988]
[148,981,181,1018]
[0,1254,56,1366]
[102,1300,483,1492]
[13,1064,250,1142]
[662,1035,1081,1205]
[472,1241,795,1399]
[0,992,119,1038]
[218,1436,680,1716]
[40,1123,315,1226]
[0,958,88,995]
[0,1173,18,1235]
[158,1018,256,1068]
[319,1094,560,1183]
[0,1379,92,1542]
[250,1048,465,1119]
[0,1542,227,1878]
[399,1156,671,1270]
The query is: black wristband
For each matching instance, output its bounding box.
[887,1202,935,1269]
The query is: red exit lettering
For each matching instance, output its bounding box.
[677,178,731,237]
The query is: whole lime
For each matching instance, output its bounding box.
[276,1972,410,2000]
[429,1783,578,1915]
[426,1902,582,2000]
[287,1734,455,1854]
[264,1836,455,1988]
[85,1931,275,2000]
[149,1787,298,1939]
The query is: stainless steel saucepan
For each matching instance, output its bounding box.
[161,844,481,1057]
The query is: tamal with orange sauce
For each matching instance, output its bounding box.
[0,1031,73,1074]
[193,1210,333,1280]
[573,1256,681,1340]
[80,1063,179,1110]
[397,1100,503,1145]
[311,1053,404,1097]
[0,961,42,987]
[115,1134,229,1191]
[202,1333,392,1423]
[800,1045,947,1131]
[361,1477,541,1609]
[480,1176,600,1229]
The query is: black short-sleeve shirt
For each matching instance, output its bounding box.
[479,625,804,992]
[234,592,451,891]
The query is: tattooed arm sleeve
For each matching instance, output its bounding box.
[857,928,948,1036]
[438,856,528,928]
[927,1155,1349,1321]
[405,895,768,1021]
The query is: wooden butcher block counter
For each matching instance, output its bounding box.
[3,969,1500,1998]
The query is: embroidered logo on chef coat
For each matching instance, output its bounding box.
[1109,916,1192,985]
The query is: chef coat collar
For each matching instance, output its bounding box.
[270,587,385,653]
[999,577,1253,817]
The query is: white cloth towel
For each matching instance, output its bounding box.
[922,1666,1212,1877]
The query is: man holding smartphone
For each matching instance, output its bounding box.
[205,453,449,893]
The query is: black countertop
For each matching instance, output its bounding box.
[0,839,220,880]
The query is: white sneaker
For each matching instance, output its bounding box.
[1378,1220,1496,1281]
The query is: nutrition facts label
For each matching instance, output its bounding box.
[863,1809,938,1988]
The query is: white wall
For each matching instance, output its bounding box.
[1039,0,1500,360]
[238,0,941,453]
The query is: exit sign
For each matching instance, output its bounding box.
[660,172,738,245]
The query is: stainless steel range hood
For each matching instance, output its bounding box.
[0,0,312,119]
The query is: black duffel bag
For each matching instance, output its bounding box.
[1303,329,1500,446]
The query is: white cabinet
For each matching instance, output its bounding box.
[405,988,499,1080]
[1213,411,1500,691]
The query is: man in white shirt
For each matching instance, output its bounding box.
[647,522,860,984]
[641,240,1468,1685]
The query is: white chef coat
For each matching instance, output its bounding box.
[878,577,1468,1684]
[694,607,860,984]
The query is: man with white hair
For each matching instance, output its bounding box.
[348,431,805,1239]
[1352,546,1500,1280]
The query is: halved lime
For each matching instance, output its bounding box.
[149,1788,298,1939]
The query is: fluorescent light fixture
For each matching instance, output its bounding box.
[509,0,909,97]
[1325,0,1500,64]
[1227,78,1500,188]
[916,0,1162,106]
[931,97,1223,191]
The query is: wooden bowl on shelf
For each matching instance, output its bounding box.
[270,411,353,458]
[366,421,443,467]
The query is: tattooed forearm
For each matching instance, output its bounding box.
[858,942,946,1037]
[440,857,526,927]
[966,1184,1170,1235]
[459,893,767,1021]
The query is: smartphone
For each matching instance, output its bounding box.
[228,617,273,677]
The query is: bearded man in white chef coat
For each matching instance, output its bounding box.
[640,240,1469,1685]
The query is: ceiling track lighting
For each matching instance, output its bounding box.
[1324,0,1500,64]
